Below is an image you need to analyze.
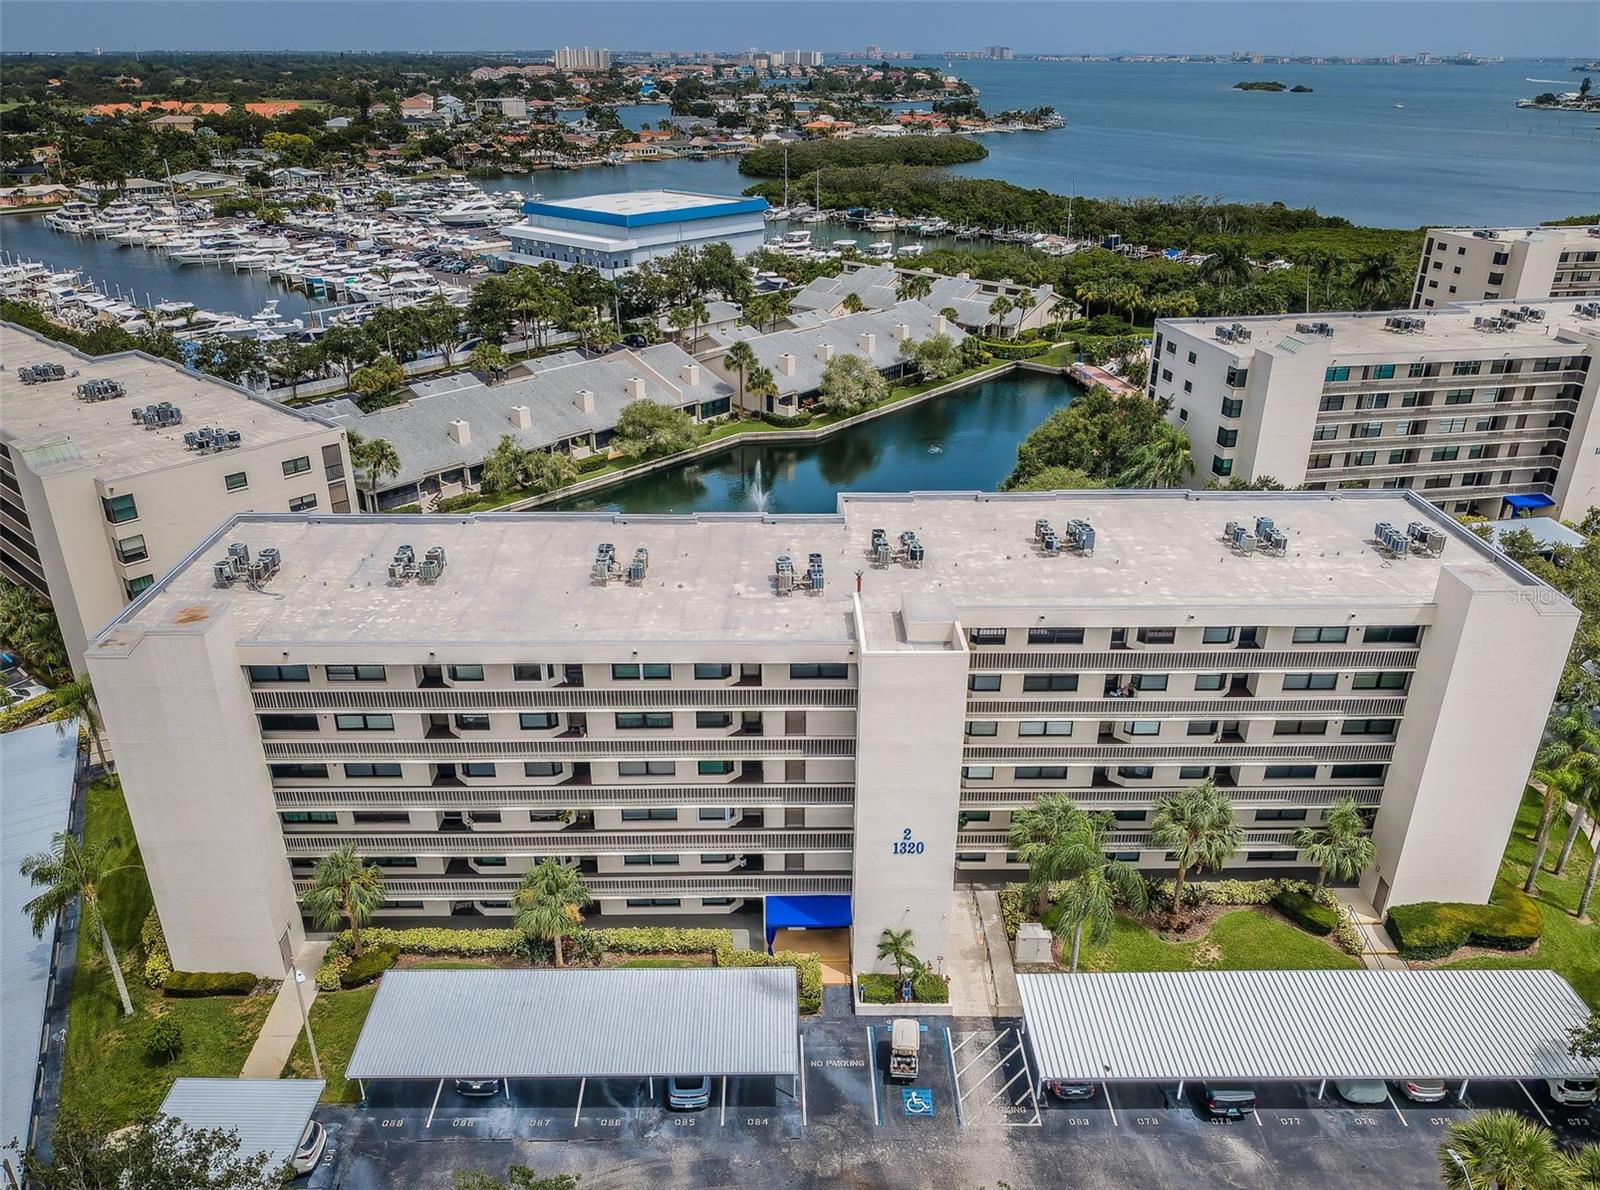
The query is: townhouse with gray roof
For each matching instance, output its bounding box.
[788,263,1067,337]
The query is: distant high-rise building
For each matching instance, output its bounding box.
[985,46,1015,60]
[553,46,611,72]
[865,45,883,59]
[767,51,824,67]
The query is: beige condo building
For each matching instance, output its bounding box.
[1413,225,1600,309]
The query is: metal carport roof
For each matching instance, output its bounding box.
[158,1079,324,1171]
[1018,970,1594,1082]
[345,968,799,1080]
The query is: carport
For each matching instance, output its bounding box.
[1017,969,1594,1101]
[158,1078,325,1172]
[344,968,800,1125]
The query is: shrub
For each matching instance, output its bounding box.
[857,973,897,1003]
[977,339,1050,360]
[857,970,948,1004]
[390,503,422,514]
[163,970,259,997]
[912,970,949,1003]
[759,412,814,429]
[141,908,172,988]
[1332,903,1366,956]
[1272,889,1337,936]
[142,1017,184,1063]
[1385,880,1542,960]
[575,453,612,474]
[0,691,56,733]
[339,944,400,988]
[433,492,486,514]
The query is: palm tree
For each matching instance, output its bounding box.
[22,831,137,1015]
[1111,284,1141,326]
[1352,252,1399,308]
[1202,244,1254,307]
[1438,1109,1572,1189]
[467,341,510,382]
[841,292,866,314]
[512,858,593,966]
[1290,797,1377,894]
[301,844,386,959]
[53,672,110,772]
[1573,779,1600,918]
[876,926,918,980]
[1117,421,1193,488]
[1556,767,1597,878]
[896,271,934,304]
[987,295,1014,339]
[1526,706,1599,891]
[1052,815,1148,972]
[480,434,528,495]
[353,436,400,512]
[1009,793,1092,917]
[667,305,695,343]
[688,297,709,344]
[1148,781,1244,920]
[1305,249,1346,305]
[723,340,759,410]
[1074,283,1101,318]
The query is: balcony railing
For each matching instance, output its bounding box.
[963,742,1393,762]
[966,649,1420,672]
[964,695,1408,717]
[261,736,856,760]
[280,828,855,856]
[274,784,856,809]
[959,786,1383,809]
[253,687,857,711]
[297,872,853,897]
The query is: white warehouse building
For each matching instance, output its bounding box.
[500,191,769,278]
[86,491,1572,977]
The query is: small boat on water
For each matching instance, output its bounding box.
[1394,103,1405,109]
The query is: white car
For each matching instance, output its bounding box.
[1549,1077,1598,1106]
[291,1120,326,1175]
[1335,1080,1387,1105]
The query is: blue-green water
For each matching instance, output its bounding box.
[548,369,1077,514]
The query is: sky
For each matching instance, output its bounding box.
[0,1,1593,57]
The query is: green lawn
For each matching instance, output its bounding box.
[281,985,378,1104]
[1072,908,1361,974]
[1443,789,1600,1006]
[58,779,273,1127]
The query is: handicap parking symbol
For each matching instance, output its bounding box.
[902,1088,935,1117]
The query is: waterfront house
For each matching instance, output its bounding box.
[789,262,1065,337]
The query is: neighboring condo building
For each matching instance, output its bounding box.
[553,47,611,72]
[501,191,768,279]
[1413,225,1600,308]
[0,322,352,667]
[1149,297,1600,519]
[87,490,1571,976]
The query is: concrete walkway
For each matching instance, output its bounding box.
[240,941,329,1079]
[945,889,992,1015]
[1333,890,1407,971]
[974,889,1022,1015]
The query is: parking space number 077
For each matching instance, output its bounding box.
[893,829,925,855]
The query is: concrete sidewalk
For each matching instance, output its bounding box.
[240,941,329,1079]
[1333,890,1407,971]
[974,889,1022,1015]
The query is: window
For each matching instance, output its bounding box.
[248,665,309,683]
[454,714,491,731]
[700,853,736,864]
[327,664,386,681]
[280,811,339,824]
[472,856,508,867]
[1134,673,1168,691]
[619,761,677,776]
[968,674,1002,692]
[962,765,994,779]
[102,493,138,524]
[789,663,849,680]
[1264,765,1318,779]
[967,627,1006,645]
[1018,720,1073,736]
[1371,364,1396,380]
[1247,850,1299,862]
[1225,366,1248,389]
[698,808,735,822]
[1273,719,1328,735]
[1292,626,1348,643]
[1348,451,1377,467]
[697,760,736,775]
[1194,674,1226,691]
[965,721,998,737]
[513,664,547,682]
[370,857,418,868]
[1312,424,1340,442]
[626,898,683,907]
[281,456,311,476]
[696,711,733,728]
[345,763,403,778]
[224,471,248,492]
[611,664,641,680]
[1136,627,1176,644]
[1326,365,1353,382]
[1202,627,1235,644]
[1282,673,1337,691]
[641,663,672,680]
[1187,720,1218,736]
[1444,390,1473,406]
[1221,396,1244,418]
[960,811,992,825]
[1015,765,1070,780]
[1431,447,1460,462]
[461,763,495,778]
[1351,422,1383,439]
[352,811,411,824]
[1342,718,1397,736]
[1211,456,1233,478]
[1254,808,1308,822]
[115,535,148,564]
[1028,626,1085,644]
[1022,674,1079,692]
[448,664,484,682]
[1352,672,1408,690]
[334,713,394,731]
[622,808,679,821]
[1179,765,1212,779]
[1331,763,1386,779]
[519,713,558,730]
[624,855,682,870]
[1452,360,1483,375]
[288,493,317,513]
[694,663,732,680]
[524,762,563,777]
[1116,766,1154,779]
[1122,721,1161,736]
[1216,427,1238,448]
[270,763,328,779]
[1112,810,1147,822]
[1364,625,1420,644]
[616,712,673,730]
[259,714,317,732]
[1438,417,1468,433]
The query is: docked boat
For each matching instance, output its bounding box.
[438,199,504,227]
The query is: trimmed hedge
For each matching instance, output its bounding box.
[433,492,486,514]
[340,944,399,988]
[1385,879,1542,960]
[976,339,1051,360]
[1272,889,1337,936]
[855,970,950,1005]
[163,970,260,997]
[857,973,897,1003]
[575,453,613,474]
[0,691,56,733]
[758,412,814,429]
[141,908,172,988]
[912,970,950,1003]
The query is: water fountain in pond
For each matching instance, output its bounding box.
[746,458,771,513]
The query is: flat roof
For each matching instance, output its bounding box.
[0,719,78,1155]
[0,322,338,482]
[1430,224,1600,246]
[1162,297,1600,359]
[1488,516,1587,552]
[344,968,799,1080]
[158,1079,324,1170]
[1018,970,1595,1082]
[520,190,767,228]
[93,490,1564,655]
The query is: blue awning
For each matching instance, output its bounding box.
[763,895,852,951]
[1505,493,1556,512]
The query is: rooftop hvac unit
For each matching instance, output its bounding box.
[1374,522,1411,558]
[1524,307,1546,322]
[1230,323,1252,341]
[17,362,67,385]
[1407,521,1446,557]
[626,547,649,585]
[1472,229,1496,239]
[1067,519,1095,556]
[805,563,825,593]
[870,528,891,567]
[1229,524,1257,555]
[227,542,249,565]
[1041,530,1061,555]
[212,560,235,588]
[78,378,127,401]
[258,547,282,574]
[420,546,448,583]
[775,555,795,596]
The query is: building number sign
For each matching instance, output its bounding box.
[892,828,925,856]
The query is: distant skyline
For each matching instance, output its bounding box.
[1,1,1594,58]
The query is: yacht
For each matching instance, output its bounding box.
[864,240,895,259]
[44,202,97,234]
[864,212,898,232]
[895,243,926,258]
[438,199,503,227]
[770,229,813,253]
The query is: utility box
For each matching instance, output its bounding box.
[1014,922,1052,965]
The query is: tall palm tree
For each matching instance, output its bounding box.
[1201,243,1253,307]
[1438,1109,1572,1190]
[1305,249,1346,306]
[22,831,137,1015]
[301,844,386,959]
[1352,252,1400,308]
[1573,779,1600,918]
[1111,284,1141,326]
[353,436,401,512]
[666,305,695,343]
[896,272,934,304]
[53,673,110,772]
[1009,793,1092,917]
[723,340,759,411]
[1290,797,1377,893]
[1117,422,1193,488]
[688,297,709,344]
[512,858,593,966]
[1074,283,1101,318]
[1148,781,1244,919]
[987,295,1014,339]
[876,926,918,980]
[1528,708,1600,889]
[1556,771,1597,878]
[1051,815,1148,971]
